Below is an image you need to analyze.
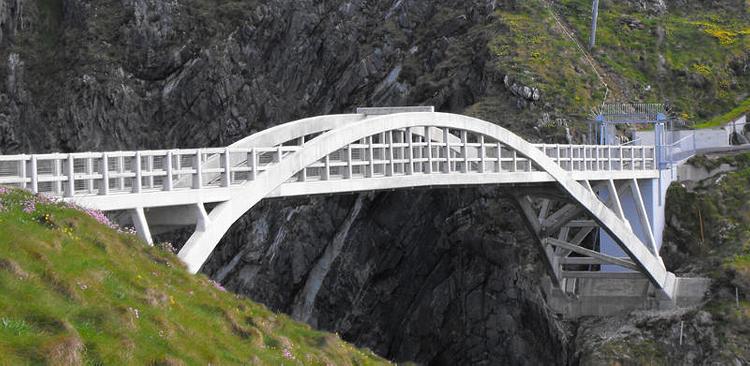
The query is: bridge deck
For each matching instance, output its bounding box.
[0,143,656,211]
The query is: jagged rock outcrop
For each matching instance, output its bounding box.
[571,309,733,365]
[504,74,541,105]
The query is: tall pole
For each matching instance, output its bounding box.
[589,0,600,50]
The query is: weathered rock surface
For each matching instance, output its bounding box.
[202,189,570,364]
[2,0,748,365]
[0,1,571,364]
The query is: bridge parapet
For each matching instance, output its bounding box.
[0,141,656,200]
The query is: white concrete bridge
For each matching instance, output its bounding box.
[1,107,706,315]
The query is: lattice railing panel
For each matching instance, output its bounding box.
[0,126,656,199]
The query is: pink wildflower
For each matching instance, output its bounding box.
[282,348,294,360]
[0,187,8,195]
[83,208,116,229]
[210,280,226,292]
[22,200,36,213]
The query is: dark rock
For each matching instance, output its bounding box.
[203,189,570,365]
[0,1,568,363]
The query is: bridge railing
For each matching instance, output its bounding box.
[535,144,655,172]
[0,147,302,197]
[0,137,655,198]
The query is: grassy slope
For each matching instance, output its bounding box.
[490,1,606,117]
[557,0,750,126]
[467,0,749,132]
[0,188,388,365]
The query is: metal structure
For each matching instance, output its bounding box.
[593,103,671,167]
[0,109,678,300]
[589,0,600,49]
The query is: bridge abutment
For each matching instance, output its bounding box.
[543,274,709,318]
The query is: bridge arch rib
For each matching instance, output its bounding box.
[177,112,670,294]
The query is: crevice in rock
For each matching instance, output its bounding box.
[291,194,368,325]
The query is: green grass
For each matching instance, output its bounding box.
[554,0,750,126]
[489,2,606,115]
[0,188,389,365]
[695,97,750,129]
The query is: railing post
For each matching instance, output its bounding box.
[655,115,664,169]
[425,127,433,174]
[223,147,231,187]
[100,153,109,195]
[323,155,330,180]
[64,154,75,197]
[443,128,451,173]
[581,146,586,171]
[568,146,574,171]
[406,127,414,175]
[496,143,503,172]
[164,151,173,191]
[347,144,353,178]
[147,155,154,189]
[193,150,203,189]
[250,149,257,181]
[27,156,38,193]
[386,131,394,176]
[19,155,27,189]
[133,151,142,193]
[87,157,95,193]
[461,130,469,173]
[118,155,125,191]
[592,146,601,171]
[368,136,375,177]
[479,135,486,173]
[54,158,63,194]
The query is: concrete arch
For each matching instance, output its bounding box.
[177,112,669,292]
[230,114,365,148]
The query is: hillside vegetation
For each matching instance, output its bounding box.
[557,0,750,125]
[661,152,750,359]
[473,0,749,132]
[0,188,388,365]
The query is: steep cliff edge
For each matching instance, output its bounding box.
[1,0,749,364]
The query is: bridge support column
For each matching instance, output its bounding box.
[194,203,210,232]
[130,207,153,245]
[597,177,666,271]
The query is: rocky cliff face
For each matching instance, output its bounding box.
[0,1,572,364]
[2,0,748,365]
[202,189,570,364]
[0,0,530,154]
